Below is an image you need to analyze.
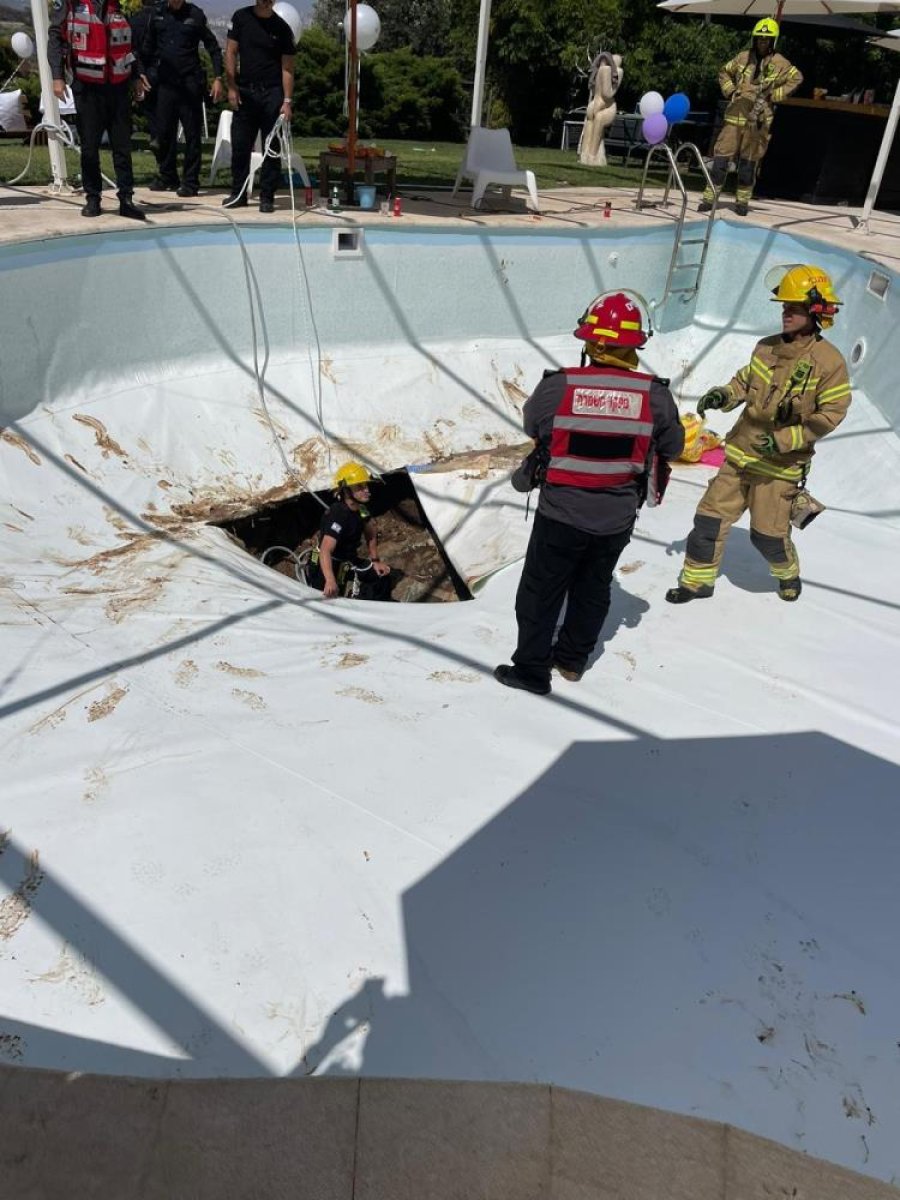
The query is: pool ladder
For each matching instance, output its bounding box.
[635,143,718,305]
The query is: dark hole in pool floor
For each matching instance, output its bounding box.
[217,468,471,602]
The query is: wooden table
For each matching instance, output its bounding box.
[317,151,398,201]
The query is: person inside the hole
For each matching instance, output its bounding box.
[494,290,684,696]
[306,462,393,600]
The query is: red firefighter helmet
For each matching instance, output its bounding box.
[574,290,651,348]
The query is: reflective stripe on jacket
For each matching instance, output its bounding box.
[67,0,134,84]
[546,366,654,489]
[719,331,851,480]
[719,49,801,131]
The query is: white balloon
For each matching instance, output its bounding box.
[343,4,381,52]
[272,1,302,42]
[11,31,35,59]
[638,91,665,118]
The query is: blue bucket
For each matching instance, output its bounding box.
[355,184,377,210]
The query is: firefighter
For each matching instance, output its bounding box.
[494,292,685,696]
[666,264,851,606]
[699,19,802,217]
[48,0,146,220]
[306,463,394,601]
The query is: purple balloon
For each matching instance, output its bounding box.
[642,113,669,144]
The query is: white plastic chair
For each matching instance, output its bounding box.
[208,108,310,193]
[452,126,540,212]
[1,89,30,133]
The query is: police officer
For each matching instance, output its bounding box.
[666,264,850,605]
[494,292,685,696]
[140,0,223,196]
[48,0,146,220]
[307,463,394,601]
[130,0,161,165]
[222,0,295,212]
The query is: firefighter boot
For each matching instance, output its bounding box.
[778,578,802,602]
[665,585,714,604]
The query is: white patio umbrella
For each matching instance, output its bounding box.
[29,0,68,189]
[471,0,492,128]
[859,30,900,230]
[659,0,900,16]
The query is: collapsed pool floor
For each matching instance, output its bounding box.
[219,468,471,602]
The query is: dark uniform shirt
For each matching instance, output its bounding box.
[226,6,294,88]
[318,501,369,562]
[524,368,685,536]
[140,1,223,87]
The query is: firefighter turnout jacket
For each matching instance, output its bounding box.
[718,331,851,480]
[718,49,802,151]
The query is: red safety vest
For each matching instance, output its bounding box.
[545,365,655,490]
[66,0,134,85]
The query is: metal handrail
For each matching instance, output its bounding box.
[635,141,718,305]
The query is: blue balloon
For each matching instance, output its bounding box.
[663,93,691,124]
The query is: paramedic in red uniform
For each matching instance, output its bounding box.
[494,291,684,696]
[48,0,145,219]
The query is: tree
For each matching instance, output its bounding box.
[292,26,466,140]
[312,0,452,56]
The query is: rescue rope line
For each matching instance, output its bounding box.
[216,114,330,510]
[3,118,79,189]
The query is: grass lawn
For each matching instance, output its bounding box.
[0,134,695,192]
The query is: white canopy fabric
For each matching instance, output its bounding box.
[659,0,900,14]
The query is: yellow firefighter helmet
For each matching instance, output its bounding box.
[752,17,779,39]
[333,461,372,489]
[765,263,841,327]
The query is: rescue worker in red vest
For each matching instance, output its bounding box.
[494,292,684,696]
[699,19,802,217]
[49,0,146,220]
[306,462,394,601]
[666,264,851,606]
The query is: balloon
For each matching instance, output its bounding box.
[639,91,665,118]
[11,31,35,59]
[272,1,302,42]
[642,113,668,145]
[344,3,381,52]
[663,92,691,124]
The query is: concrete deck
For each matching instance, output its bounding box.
[2,178,900,269]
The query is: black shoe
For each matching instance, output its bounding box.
[119,197,146,221]
[81,196,101,218]
[222,192,248,208]
[259,194,275,213]
[697,199,713,213]
[778,578,802,602]
[735,202,749,216]
[149,178,178,192]
[552,660,584,682]
[665,585,714,604]
[493,664,551,696]
[176,185,198,197]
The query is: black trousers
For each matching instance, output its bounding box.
[512,511,632,686]
[230,84,283,198]
[73,80,134,201]
[307,559,393,601]
[156,76,204,189]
